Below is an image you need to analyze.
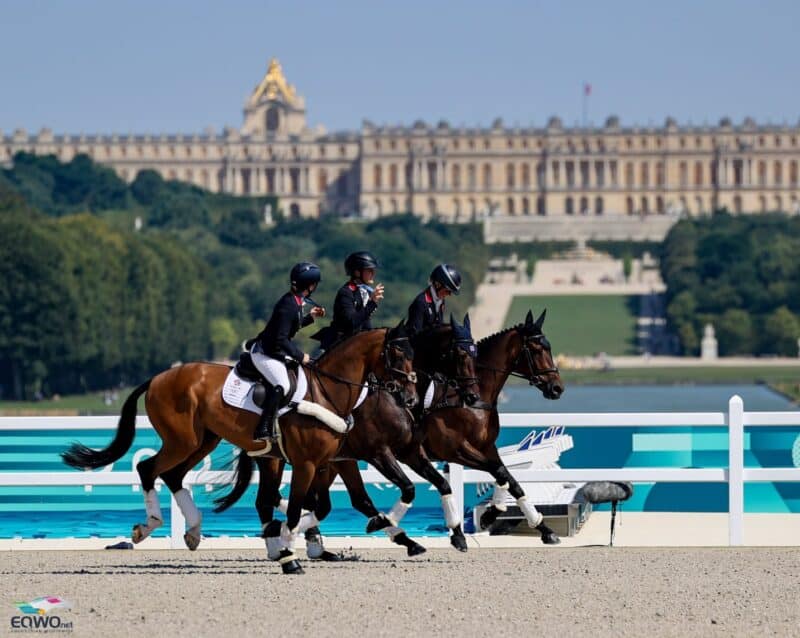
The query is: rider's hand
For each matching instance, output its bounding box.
[370,283,385,303]
[302,353,311,364]
[310,306,326,318]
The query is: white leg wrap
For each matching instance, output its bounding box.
[305,538,325,559]
[280,522,297,551]
[386,499,412,526]
[517,496,543,527]
[296,512,320,535]
[144,489,163,526]
[174,488,202,529]
[277,498,289,514]
[441,494,462,529]
[384,525,404,539]
[491,483,510,512]
[265,534,283,561]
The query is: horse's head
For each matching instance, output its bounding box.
[379,320,419,409]
[414,315,481,405]
[514,309,564,400]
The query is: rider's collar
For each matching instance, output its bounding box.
[293,294,303,306]
[428,285,444,311]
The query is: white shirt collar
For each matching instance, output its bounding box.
[429,284,444,311]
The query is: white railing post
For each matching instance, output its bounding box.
[170,488,186,549]
[448,463,464,522]
[728,395,744,546]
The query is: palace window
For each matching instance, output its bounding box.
[565,161,575,187]
[625,162,634,187]
[595,197,604,215]
[679,138,686,149]
[640,163,649,187]
[482,164,492,190]
[626,196,634,215]
[734,195,742,213]
[790,160,798,185]
[453,139,459,150]
[185,146,191,157]
[507,197,515,215]
[467,164,476,190]
[565,197,574,215]
[522,197,530,215]
[506,163,515,189]
[641,196,649,214]
[452,164,461,189]
[640,137,647,148]
[579,196,589,214]
[536,196,545,215]
[609,161,618,186]
[626,138,633,149]
[389,164,398,189]
[427,162,438,190]
[580,161,590,187]
[390,139,397,150]
[483,139,490,149]
[552,161,561,186]
[290,168,300,194]
[521,164,530,189]
[374,165,383,189]
[774,161,782,185]
[594,161,604,187]
[339,145,346,157]
[507,138,514,149]
[694,161,703,186]
[696,137,702,148]
[656,196,664,214]
[733,159,743,186]
[680,162,688,187]
[319,146,326,157]
[758,161,767,186]
[536,162,545,187]
[656,162,665,187]
[775,136,781,148]
[337,171,348,196]
[374,140,381,151]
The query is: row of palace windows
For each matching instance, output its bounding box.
[370,134,800,153]
[370,193,800,218]
[371,159,800,191]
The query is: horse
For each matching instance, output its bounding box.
[62,324,417,575]
[214,315,481,558]
[421,309,565,543]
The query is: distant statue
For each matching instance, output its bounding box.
[134,216,143,232]
[701,323,718,360]
[263,203,273,226]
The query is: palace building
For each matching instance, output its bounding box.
[3,59,799,237]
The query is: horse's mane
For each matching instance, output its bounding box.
[476,324,523,348]
[315,327,387,362]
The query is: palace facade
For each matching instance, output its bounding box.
[3,59,800,227]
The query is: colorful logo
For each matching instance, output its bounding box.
[14,596,72,615]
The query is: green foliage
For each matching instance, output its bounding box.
[661,212,800,355]
[131,169,164,205]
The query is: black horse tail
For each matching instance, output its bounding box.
[213,449,254,513]
[61,379,151,470]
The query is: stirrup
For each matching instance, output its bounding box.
[247,438,274,457]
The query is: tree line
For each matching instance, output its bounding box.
[0,153,487,399]
[661,211,800,356]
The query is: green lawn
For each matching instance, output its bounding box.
[0,388,134,415]
[505,295,639,356]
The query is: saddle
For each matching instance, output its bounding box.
[234,351,298,410]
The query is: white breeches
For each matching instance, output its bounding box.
[251,350,291,394]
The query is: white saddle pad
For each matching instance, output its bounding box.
[423,380,436,410]
[221,367,308,416]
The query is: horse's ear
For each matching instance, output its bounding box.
[463,313,471,333]
[535,308,547,329]
[525,309,534,326]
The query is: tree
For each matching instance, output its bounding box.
[762,307,799,356]
[622,253,633,283]
[715,309,754,355]
[131,169,164,206]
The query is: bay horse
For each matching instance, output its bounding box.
[62,325,417,574]
[215,316,480,557]
[422,309,565,542]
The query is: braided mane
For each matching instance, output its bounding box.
[476,324,523,347]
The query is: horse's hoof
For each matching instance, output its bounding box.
[184,532,201,551]
[536,523,561,545]
[450,533,469,552]
[407,542,427,557]
[479,506,500,530]
[310,550,341,562]
[278,551,304,575]
[366,514,391,534]
[131,524,147,544]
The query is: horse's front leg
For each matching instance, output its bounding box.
[402,445,468,552]
[276,459,319,574]
[364,449,427,557]
[255,457,287,560]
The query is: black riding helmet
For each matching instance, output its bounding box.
[430,263,462,295]
[290,262,321,291]
[344,251,379,276]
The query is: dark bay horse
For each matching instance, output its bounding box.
[215,316,480,557]
[62,326,417,574]
[422,309,565,542]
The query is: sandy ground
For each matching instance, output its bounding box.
[2,547,799,638]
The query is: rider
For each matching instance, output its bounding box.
[249,262,326,451]
[407,263,462,336]
[313,251,385,350]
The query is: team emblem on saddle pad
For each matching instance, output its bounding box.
[221,367,368,427]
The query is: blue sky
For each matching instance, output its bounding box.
[2,0,798,135]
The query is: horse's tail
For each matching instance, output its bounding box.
[61,379,151,470]
[212,449,254,513]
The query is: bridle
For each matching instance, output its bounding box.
[304,329,418,413]
[477,331,559,387]
[419,333,490,412]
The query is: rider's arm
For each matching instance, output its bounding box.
[274,303,306,361]
[334,287,377,332]
[407,295,426,335]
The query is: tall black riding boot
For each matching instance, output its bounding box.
[250,386,284,455]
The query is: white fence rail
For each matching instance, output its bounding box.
[1,395,799,547]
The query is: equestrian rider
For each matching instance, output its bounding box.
[249,262,326,451]
[407,263,462,336]
[313,251,384,350]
